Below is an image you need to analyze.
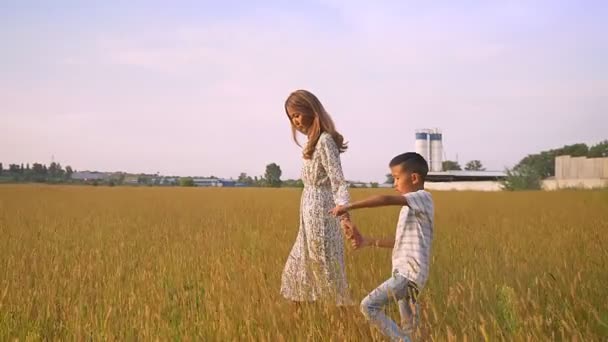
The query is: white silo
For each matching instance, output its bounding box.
[415,129,430,165]
[430,129,443,172]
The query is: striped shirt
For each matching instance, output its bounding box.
[392,190,434,289]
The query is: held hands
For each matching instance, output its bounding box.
[329,204,349,217]
[332,204,368,250]
[339,216,366,250]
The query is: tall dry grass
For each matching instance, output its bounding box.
[0,185,606,340]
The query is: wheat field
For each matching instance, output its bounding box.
[0,185,606,341]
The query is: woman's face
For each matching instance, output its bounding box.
[287,106,314,135]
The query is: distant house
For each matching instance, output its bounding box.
[193,178,220,187]
[192,178,236,187]
[347,181,370,188]
[426,170,507,182]
[71,171,109,181]
[220,179,236,187]
[123,175,139,185]
[161,177,178,186]
[423,170,508,192]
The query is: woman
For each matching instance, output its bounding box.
[280,89,352,305]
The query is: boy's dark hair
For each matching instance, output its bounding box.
[389,152,429,180]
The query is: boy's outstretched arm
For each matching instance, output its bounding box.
[356,236,395,249]
[330,194,407,216]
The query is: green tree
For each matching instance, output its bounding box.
[465,160,485,171]
[138,175,151,185]
[32,163,45,175]
[501,165,541,191]
[282,179,304,188]
[588,140,608,158]
[370,182,379,188]
[9,164,20,173]
[0,163,3,176]
[29,163,46,183]
[264,163,282,187]
[23,163,32,182]
[65,166,74,179]
[560,143,588,157]
[179,177,195,187]
[442,160,462,171]
[49,162,65,179]
[515,143,589,179]
[238,172,255,186]
[49,162,58,176]
[385,173,394,184]
[108,172,125,186]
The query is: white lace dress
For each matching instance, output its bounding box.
[280,132,352,305]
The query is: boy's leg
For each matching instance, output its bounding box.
[360,274,411,342]
[398,283,419,334]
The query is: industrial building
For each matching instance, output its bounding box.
[414,128,506,190]
[542,155,608,189]
[415,128,443,172]
[413,129,606,190]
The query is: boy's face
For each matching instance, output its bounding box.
[390,164,421,194]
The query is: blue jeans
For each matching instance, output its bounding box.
[360,273,419,342]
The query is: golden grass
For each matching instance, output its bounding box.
[0,185,606,341]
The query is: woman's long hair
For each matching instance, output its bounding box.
[284,90,347,159]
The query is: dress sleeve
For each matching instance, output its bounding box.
[318,133,350,206]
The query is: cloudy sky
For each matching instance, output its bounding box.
[1,1,606,182]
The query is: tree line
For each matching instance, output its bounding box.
[3,140,605,189]
[0,162,74,183]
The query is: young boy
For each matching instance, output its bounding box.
[330,152,434,342]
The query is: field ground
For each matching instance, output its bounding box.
[0,185,607,340]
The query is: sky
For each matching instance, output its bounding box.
[1,0,606,182]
